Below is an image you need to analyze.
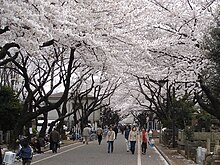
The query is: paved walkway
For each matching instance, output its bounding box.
[1,135,196,165]
[61,135,197,165]
[10,134,168,165]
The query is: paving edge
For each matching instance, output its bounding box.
[154,144,173,165]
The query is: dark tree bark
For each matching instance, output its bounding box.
[196,75,220,120]
[0,43,20,60]
[0,26,9,34]
[135,76,171,123]
[135,75,196,128]
[38,112,48,138]
[12,48,78,141]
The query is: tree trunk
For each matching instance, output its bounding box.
[13,48,76,139]
[12,118,27,149]
[198,76,220,120]
[39,113,48,138]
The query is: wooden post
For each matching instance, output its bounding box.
[185,141,190,159]
[0,146,2,165]
[207,138,210,154]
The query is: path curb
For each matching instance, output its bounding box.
[154,144,172,165]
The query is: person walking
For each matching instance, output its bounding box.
[124,125,131,152]
[96,126,103,145]
[148,129,153,141]
[120,125,125,135]
[16,139,33,165]
[141,128,148,155]
[49,128,60,153]
[106,126,115,153]
[113,125,118,139]
[103,126,108,138]
[128,126,138,155]
[83,125,91,144]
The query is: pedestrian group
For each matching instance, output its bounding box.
[82,124,154,155]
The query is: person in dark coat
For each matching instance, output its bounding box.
[16,139,33,165]
[31,136,43,153]
[96,126,103,145]
[113,125,118,139]
[49,128,60,153]
[124,125,131,152]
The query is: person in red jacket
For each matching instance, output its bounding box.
[141,128,148,155]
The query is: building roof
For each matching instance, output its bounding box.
[49,92,95,100]
[49,92,64,98]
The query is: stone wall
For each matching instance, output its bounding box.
[193,132,220,141]
[178,130,220,142]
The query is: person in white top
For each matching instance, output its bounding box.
[106,126,115,153]
[128,127,138,154]
[83,125,91,145]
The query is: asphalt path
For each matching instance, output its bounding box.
[14,134,169,165]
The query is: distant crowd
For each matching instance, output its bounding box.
[82,124,155,155]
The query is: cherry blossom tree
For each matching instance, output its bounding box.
[1,0,217,77]
[110,0,219,118]
[1,0,220,126]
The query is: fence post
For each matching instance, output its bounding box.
[185,141,190,159]
[207,138,210,154]
[0,145,2,165]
